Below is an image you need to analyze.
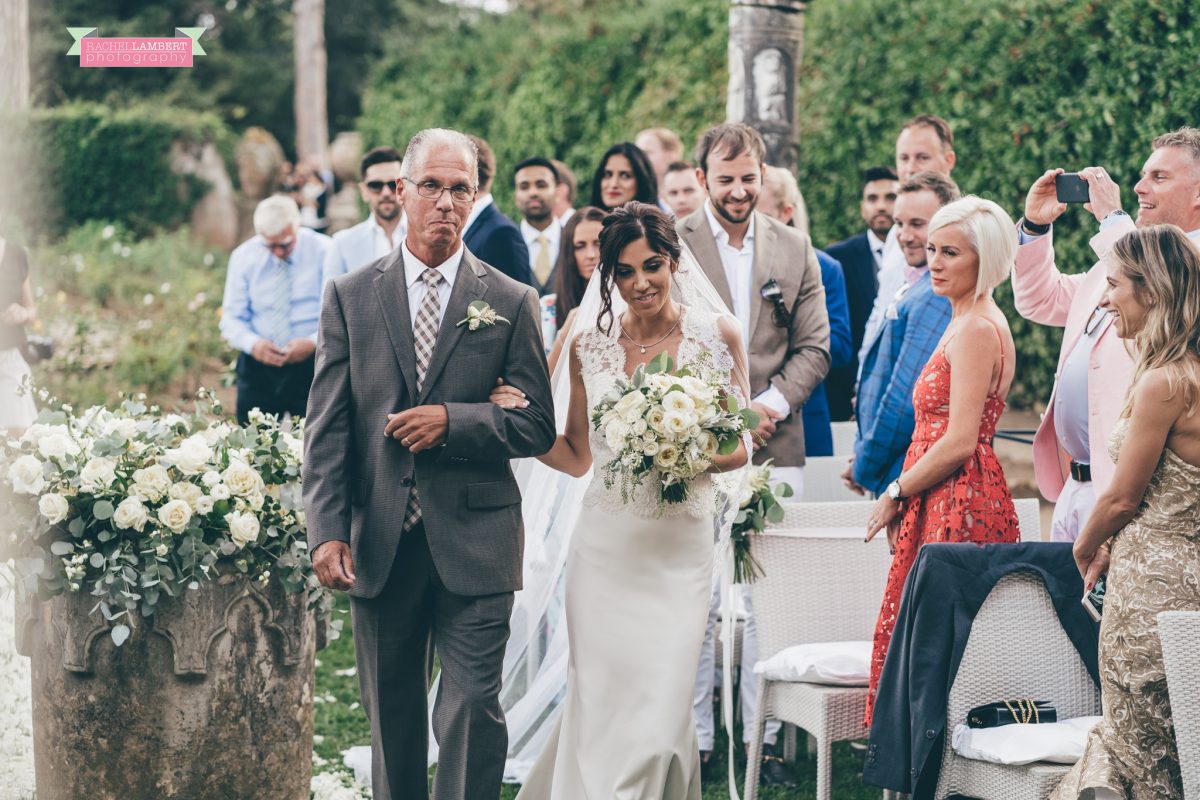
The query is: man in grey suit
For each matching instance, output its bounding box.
[679,123,829,787]
[303,128,556,800]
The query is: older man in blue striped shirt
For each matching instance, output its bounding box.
[220,195,331,423]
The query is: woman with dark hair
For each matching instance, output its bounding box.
[503,202,751,799]
[589,143,658,211]
[1052,225,1200,800]
[539,207,606,369]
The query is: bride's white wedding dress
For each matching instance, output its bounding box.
[515,306,735,800]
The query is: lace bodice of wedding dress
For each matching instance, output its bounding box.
[574,305,734,519]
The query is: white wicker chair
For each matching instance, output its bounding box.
[801,455,874,502]
[933,571,1101,799]
[744,503,893,800]
[831,421,857,457]
[1013,496,1042,542]
[1157,610,1200,799]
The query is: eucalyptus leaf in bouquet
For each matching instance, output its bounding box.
[731,460,794,583]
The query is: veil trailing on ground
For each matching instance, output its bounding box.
[427,243,752,797]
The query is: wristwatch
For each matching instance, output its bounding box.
[886,480,903,500]
[1102,209,1129,222]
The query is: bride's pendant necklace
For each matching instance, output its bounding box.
[619,313,680,354]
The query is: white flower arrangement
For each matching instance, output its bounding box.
[730,460,794,583]
[589,352,756,507]
[455,300,509,331]
[0,389,334,646]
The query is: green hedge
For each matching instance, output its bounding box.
[2,102,233,238]
[360,0,1195,409]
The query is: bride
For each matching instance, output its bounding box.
[488,202,752,799]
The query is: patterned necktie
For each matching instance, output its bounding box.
[404,267,444,531]
[534,233,552,286]
[269,257,293,347]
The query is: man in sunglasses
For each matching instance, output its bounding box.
[220,194,332,424]
[1014,127,1200,542]
[322,146,406,286]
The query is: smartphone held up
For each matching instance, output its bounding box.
[1056,172,1091,204]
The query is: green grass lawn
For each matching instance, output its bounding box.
[313,595,879,800]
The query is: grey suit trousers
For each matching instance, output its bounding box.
[351,523,514,800]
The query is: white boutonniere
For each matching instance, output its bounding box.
[456,300,509,331]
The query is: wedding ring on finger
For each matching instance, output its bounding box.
[401,436,410,446]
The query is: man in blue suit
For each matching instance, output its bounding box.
[846,172,958,496]
[462,135,534,287]
[824,165,899,421]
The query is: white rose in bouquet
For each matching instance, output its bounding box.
[604,419,630,453]
[646,406,666,434]
[201,470,223,487]
[156,499,193,533]
[79,457,118,491]
[642,439,661,457]
[104,417,139,441]
[281,432,304,462]
[654,443,680,470]
[247,491,265,512]
[661,390,695,414]
[38,492,70,524]
[168,481,205,510]
[613,390,647,423]
[210,483,231,500]
[163,434,213,475]
[38,432,81,460]
[113,496,150,532]
[679,376,715,403]
[647,373,674,392]
[222,461,264,497]
[8,455,46,495]
[199,422,233,446]
[662,411,695,439]
[132,464,171,502]
[193,495,215,515]
[226,511,260,549]
[630,419,648,436]
[696,431,719,459]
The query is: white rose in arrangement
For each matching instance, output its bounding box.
[104,417,139,441]
[613,390,647,421]
[163,434,213,475]
[112,496,150,532]
[193,496,215,515]
[132,464,171,502]
[654,443,680,470]
[79,457,118,491]
[642,439,661,457]
[281,432,304,462]
[38,492,70,524]
[661,390,695,414]
[662,411,695,439]
[225,511,260,549]
[37,432,81,461]
[647,373,674,392]
[604,424,626,454]
[222,461,264,497]
[199,422,233,446]
[156,499,193,534]
[8,455,46,495]
[247,491,265,511]
[630,419,648,436]
[738,484,757,508]
[168,481,204,509]
[155,542,169,558]
[646,406,666,433]
[210,483,231,501]
[201,470,222,487]
[697,431,719,459]
[679,376,713,401]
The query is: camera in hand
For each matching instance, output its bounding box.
[1055,173,1091,204]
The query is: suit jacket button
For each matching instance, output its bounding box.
[925,729,937,739]
[401,477,414,487]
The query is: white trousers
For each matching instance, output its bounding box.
[692,467,803,750]
[1050,475,1097,542]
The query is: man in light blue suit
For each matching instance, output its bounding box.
[321,146,407,286]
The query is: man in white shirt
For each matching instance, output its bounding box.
[321,147,406,287]
[858,116,957,365]
[513,156,562,296]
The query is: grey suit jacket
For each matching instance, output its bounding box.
[677,208,830,467]
[302,247,556,598]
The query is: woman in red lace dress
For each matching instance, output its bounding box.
[863,196,1022,725]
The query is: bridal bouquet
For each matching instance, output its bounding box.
[731,461,794,583]
[590,352,756,507]
[0,389,334,646]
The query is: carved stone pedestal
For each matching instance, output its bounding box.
[18,573,318,800]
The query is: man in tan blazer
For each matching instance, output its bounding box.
[679,123,829,786]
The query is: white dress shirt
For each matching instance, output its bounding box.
[520,218,561,275]
[703,203,791,420]
[401,241,463,331]
[557,208,577,228]
[866,228,887,272]
[858,224,906,365]
[322,213,405,287]
[464,193,494,235]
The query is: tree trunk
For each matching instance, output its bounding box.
[293,0,329,170]
[0,0,30,111]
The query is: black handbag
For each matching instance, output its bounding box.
[966,699,1056,728]
[21,334,53,365]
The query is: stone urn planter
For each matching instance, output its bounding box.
[16,572,321,800]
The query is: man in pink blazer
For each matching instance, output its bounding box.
[1013,128,1200,541]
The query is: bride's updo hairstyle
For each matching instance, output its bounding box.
[596,201,682,335]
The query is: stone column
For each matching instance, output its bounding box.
[726,0,809,173]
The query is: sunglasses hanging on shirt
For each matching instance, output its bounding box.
[760,279,790,327]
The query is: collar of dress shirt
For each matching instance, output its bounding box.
[464,192,494,233]
[904,263,929,286]
[401,240,464,290]
[704,202,755,250]
[520,217,561,248]
[557,209,576,228]
[867,228,887,257]
[370,212,405,250]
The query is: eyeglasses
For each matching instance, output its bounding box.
[364,179,398,193]
[402,177,476,203]
[1084,304,1111,336]
[760,279,789,327]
